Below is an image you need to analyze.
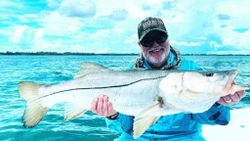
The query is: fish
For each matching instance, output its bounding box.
[19,62,250,139]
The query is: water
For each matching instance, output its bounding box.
[0,55,249,141]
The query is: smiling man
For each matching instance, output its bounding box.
[137,18,170,68]
[91,17,246,141]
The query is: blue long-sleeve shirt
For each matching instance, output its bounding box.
[106,51,230,141]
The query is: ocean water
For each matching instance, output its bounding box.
[0,55,249,141]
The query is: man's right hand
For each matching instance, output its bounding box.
[91,95,118,117]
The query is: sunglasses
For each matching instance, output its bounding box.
[140,36,167,48]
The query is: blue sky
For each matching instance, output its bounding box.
[0,0,250,54]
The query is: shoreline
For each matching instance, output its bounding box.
[0,52,250,56]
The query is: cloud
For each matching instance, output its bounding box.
[162,1,177,10]
[9,25,38,50]
[108,9,128,21]
[40,12,82,36]
[1,0,250,54]
[59,0,96,18]
[234,28,248,33]
[142,4,150,10]
[171,41,201,47]
[47,0,60,9]
[217,14,231,20]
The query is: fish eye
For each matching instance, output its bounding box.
[205,72,214,77]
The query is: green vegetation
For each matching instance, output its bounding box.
[0,51,249,56]
[0,51,137,56]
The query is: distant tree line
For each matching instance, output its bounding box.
[0,51,249,56]
[0,51,138,56]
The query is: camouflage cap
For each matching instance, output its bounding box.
[138,17,168,42]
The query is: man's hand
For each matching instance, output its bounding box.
[91,95,117,117]
[217,90,246,106]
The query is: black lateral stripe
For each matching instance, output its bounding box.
[37,75,167,100]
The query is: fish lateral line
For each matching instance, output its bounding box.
[37,75,167,100]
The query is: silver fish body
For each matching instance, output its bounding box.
[19,62,250,138]
[38,70,166,116]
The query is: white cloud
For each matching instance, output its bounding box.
[220,29,250,50]
[108,9,128,21]
[11,25,27,43]
[171,40,201,47]
[0,1,16,7]
[47,0,60,9]
[59,0,96,18]
[2,0,250,54]
[34,29,44,42]
[40,12,81,36]
[209,41,221,48]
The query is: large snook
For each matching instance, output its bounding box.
[19,62,250,139]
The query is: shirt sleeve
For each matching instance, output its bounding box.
[191,103,230,125]
[105,113,134,133]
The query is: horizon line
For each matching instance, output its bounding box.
[0,51,250,56]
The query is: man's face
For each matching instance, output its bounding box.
[139,31,170,68]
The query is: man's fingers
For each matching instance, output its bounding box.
[230,91,246,103]
[218,90,246,106]
[107,102,114,115]
[91,98,98,113]
[107,102,112,115]
[237,90,246,98]
[102,96,108,115]
[230,92,240,102]
[90,94,117,117]
[222,95,232,103]
[97,95,104,115]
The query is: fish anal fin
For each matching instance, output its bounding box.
[133,116,159,139]
[133,102,162,139]
[75,62,110,78]
[64,104,87,120]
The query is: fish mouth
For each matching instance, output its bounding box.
[224,70,239,93]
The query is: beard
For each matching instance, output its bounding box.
[143,46,169,66]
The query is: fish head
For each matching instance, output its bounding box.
[184,70,239,95]
[159,70,239,98]
[159,70,246,113]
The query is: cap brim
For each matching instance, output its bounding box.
[139,28,168,42]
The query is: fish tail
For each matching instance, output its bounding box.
[19,82,48,128]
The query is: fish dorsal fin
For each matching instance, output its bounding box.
[74,62,110,78]
[133,102,162,139]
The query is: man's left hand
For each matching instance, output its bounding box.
[217,90,246,106]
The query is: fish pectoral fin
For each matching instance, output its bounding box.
[74,62,111,78]
[133,116,159,139]
[133,103,162,139]
[64,104,87,120]
[19,82,48,128]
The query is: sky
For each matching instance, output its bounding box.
[0,0,250,54]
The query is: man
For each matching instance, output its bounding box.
[91,17,246,140]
